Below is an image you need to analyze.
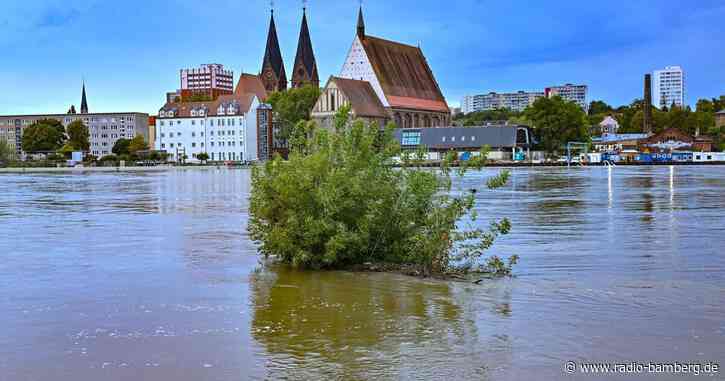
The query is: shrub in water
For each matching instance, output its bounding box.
[249,106,514,275]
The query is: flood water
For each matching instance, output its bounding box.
[1,166,724,380]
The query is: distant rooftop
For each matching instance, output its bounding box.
[592,133,650,143]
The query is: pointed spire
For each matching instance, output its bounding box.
[357,3,365,39]
[292,2,319,88]
[260,4,287,92]
[80,81,88,114]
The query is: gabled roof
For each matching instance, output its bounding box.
[292,8,318,86]
[262,11,286,82]
[158,93,256,118]
[235,73,267,101]
[360,35,449,113]
[330,77,387,118]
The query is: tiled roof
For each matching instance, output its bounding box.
[361,35,449,113]
[262,11,286,85]
[234,73,267,101]
[158,93,256,118]
[330,77,387,118]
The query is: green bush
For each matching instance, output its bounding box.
[249,106,514,275]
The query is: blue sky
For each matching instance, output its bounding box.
[1,0,724,115]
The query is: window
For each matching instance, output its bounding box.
[192,143,196,147]
[442,136,446,142]
[471,136,476,141]
[401,131,421,146]
[161,133,165,138]
[161,143,166,148]
[211,142,215,147]
[451,136,456,142]
[170,143,174,148]
[191,120,196,125]
[191,132,195,137]
[461,136,465,142]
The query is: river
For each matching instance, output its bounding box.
[1,166,723,380]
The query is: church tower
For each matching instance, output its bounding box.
[291,5,319,88]
[260,8,287,92]
[80,82,89,114]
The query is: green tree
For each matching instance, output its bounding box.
[249,105,516,275]
[21,120,65,153]
[66,120,90,151]
[458,108,522,127]
[524,96,590,154]
[196,152,209,164]
[0,139,15,162]
[128,135,148,154]
[112,138,131,155]
[588,100,613,116]
[266,85,321,138]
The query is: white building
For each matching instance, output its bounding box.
[598,116,620,135]
[460,91,544,114]
[155,94,260,163]
[653,66,685,109]
[545,84,588,112]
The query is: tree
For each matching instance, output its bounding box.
[66,120,90,151]
[588,100,613,116]
[21,120,65,153]
[0,139,15,162]
[112,138,131,156]
[248,105,516,275]
[127,135,148,154]
[524,96,590,154]
[458,108,522,127]
[196,152,209,164]
[266,85,321,138]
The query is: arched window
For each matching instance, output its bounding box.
[330,92,336,111]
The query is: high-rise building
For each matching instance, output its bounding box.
[180,64,234,99]
[461,91,544,114]
[291,7,319,88]
[652,66,685,109]
[545,84,588,112]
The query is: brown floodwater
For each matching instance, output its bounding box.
[1,166,724,380]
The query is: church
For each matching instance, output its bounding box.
[258,6,319,93]
[312,7,450,129]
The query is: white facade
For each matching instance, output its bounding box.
[154,98,259,163]
[653,66,684,109]
[599,116,620,135]
[339,36,390,107]
[460,91,544,114]
[546,84,588,112]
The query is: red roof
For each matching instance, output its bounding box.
[234,73,268,102]
[361,35,449,113]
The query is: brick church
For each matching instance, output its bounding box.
[312,6,451,129]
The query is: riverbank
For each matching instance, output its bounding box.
[0,165,251,174]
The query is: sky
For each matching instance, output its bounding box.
[1,0,724,115]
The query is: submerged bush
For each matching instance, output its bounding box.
[249,106,514,275]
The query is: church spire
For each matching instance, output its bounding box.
[80,81,88,114]
[357,4,365,39]
[260,4,287,92]
[291,3,319,88]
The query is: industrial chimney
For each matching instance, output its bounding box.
[644,74,652,134]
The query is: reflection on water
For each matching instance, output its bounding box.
[250,267,512,379]
[1,166,725,380]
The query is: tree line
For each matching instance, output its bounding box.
[454,95,725,153]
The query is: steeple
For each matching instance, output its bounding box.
[291,4,319,88]
[80,82,88,114]
[357,5,365,39]
[260,5,287,92]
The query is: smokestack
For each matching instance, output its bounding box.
[644,74,652,133]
